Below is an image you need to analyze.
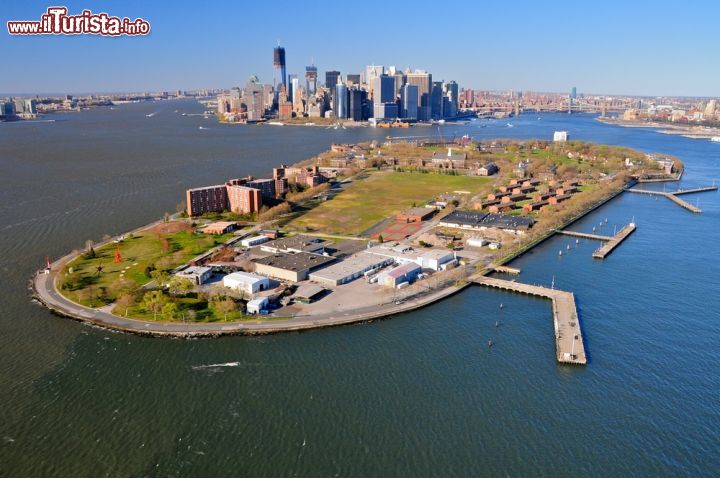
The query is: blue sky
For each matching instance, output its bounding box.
[2,0,719,97]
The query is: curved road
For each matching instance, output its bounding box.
[33,257,469,337]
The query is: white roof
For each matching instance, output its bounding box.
[248,297,268,306]
[224,271,267,284]
[309,252,390,281]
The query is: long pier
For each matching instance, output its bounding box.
[470,276,586,365]
[555,230,613,241]
[625,185,717,213]
[592,223,636,259]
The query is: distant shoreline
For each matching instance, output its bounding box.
[598,117,720,141]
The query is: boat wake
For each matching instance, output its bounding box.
[191,361,240,370]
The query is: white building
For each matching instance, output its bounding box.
[175,266,212,285]
[246,297,268,314]
[467,237,488,248]
[308,252,394,287]
[377,262,421,288]
[365,244,455,271]
[223,271,270,295]
[241,235,269,247]
[553,131,568,142]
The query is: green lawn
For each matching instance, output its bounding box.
[59,227,234,307]
[287,171,492,235]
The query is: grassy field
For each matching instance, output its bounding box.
[59,225,234,307]
[287,171,492,235]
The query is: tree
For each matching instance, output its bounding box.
[161,302,181,321]
[116,292,137,317]
[210,296,237,321]
[142,290,168,320]
[150,269,170,288]
[378,234,384,244]
[167,276,194,297]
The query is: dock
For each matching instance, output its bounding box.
[491,265,521,275]
[556,223,636,259]
[592,223,636,259]
[470,276,586,365]
[555,230,613,241]
[625,185,717,213]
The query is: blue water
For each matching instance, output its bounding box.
[0,102,718,476]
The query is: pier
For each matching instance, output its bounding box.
[556,223,636,259]
[555,230,613,241]
[470,276,586,365]
[491,265,521,275]
[625,185,717,213]
[591,223,636,259]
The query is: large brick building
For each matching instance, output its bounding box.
[186,185,229,217]
[227,184,262,214]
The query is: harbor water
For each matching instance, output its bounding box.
[0,101,718,476]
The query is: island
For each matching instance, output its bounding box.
[33,135,682,354]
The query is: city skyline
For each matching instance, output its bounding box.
[2,0,720,97]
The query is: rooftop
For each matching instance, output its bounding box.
[254,252,336,272]
[261,234,332,253]
[224,271,267,284]
[441,210,534,230]
[309,252,390,281]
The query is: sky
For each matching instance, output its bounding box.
[2,0,720,97]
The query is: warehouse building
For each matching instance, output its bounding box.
[253,252,336,282]
[438,211,534,235]
[260,234,331,254]
[377,262,421,288]
[175,266,213,285]
[365,244,455,271]
[223,271,270,295]
[308,252,394,287]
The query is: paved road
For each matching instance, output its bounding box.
[33,256,469,337]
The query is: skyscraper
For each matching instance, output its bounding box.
[365,65,384,100]
[334,82,348,119]
[400,84,418,120]
[287,74,298,100]
[348,88,366,121]
[273,45,287,88]
[430,81,444,119]
[444,81,459,118]
[305,65,318,95]
[325,71,341,90]
[346,74,361,86]
[372,75,395,104]
[405,70,432,121]
[570,86,577,99]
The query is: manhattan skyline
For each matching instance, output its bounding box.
[2,0,720,97]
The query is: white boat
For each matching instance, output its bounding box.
[145,112,157,118]
[198,126,208,130]
[268,121,285,126]
[710,136,720,142]
[506,123,514,128]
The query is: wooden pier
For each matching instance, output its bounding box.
[556,223,636,259]
[625,185,717,213]
[491,265,521,275]
[470,276,586,365]
[592,223,636,259]
[555,230,613,241]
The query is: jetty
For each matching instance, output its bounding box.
[556,223,636,259]
[491,264,521,275]
[555,230,612,241]
[470,276,586,365]
[591,223,636,259]
[625,185,717,213]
